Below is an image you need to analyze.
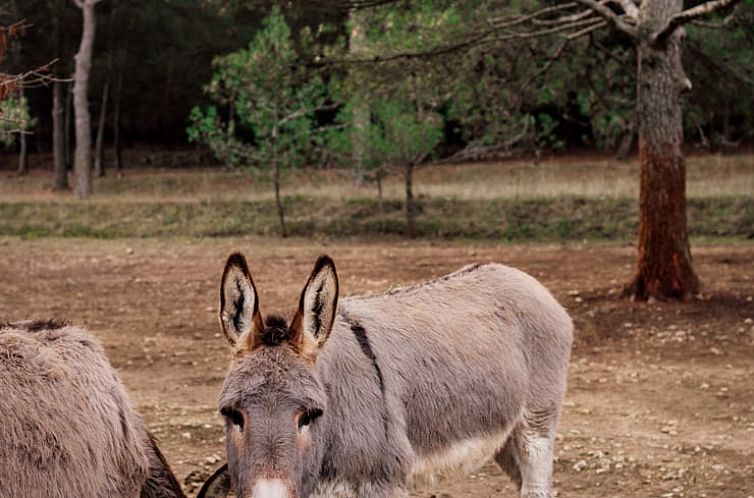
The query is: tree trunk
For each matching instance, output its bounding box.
[17,131,28,175]
[94,0,114,178]
[112,60,124,172]
[405,161,417,238]
[64,81,73,171]
[273,160,288,238]
[349,8,369,186]
[615,121,635,161]
[376,167,385,218]
[72,0,98,198]
[270,127,287,237]
[52,81,69,190]
[17,88,28,176]
[94,79,109,177]
[627,0,699,300]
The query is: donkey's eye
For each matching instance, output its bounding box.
[221,407,245,431]
[298,409,323,430]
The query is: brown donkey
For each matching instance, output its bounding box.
[200,254,573,498]
[0,320,185,498]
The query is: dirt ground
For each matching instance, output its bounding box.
[1,237,752,498]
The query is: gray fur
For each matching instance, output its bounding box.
[211,256,573,498]
[0,321,185,498]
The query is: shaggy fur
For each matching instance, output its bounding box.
[204,255,573,498]
[0,321,185,498]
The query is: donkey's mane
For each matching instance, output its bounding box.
[1,318,69,333]
[349,262,487,302]
[260,314,292,346]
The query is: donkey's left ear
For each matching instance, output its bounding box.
[219,253,264,353]
[291,255,339,361]
[197,463,231,498]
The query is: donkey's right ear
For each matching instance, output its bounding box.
[197,463,231,498]
[219,253,263,353]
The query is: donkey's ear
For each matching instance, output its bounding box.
[291,255,339,361]
[197,463,231,498]
[219,253,263,353]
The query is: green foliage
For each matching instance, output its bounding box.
[0,95,35,148]
[188,8,327,171]
[685,11,754,147]
[329,95,443,173]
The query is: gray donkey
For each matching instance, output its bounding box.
[199,253,573,498]
[0,320,185,498]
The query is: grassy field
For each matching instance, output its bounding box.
[1,152,752,241]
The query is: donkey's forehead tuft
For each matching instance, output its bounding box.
[260,314,292,347]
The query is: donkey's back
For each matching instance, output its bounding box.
[0,320,184,498]
[326,263,573,495]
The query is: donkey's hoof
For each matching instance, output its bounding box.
[521,491,552,498]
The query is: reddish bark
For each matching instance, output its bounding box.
[626,0,700,300]
[629,142,699,300]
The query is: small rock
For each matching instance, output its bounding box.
[573,460,588,472]
[126,247,134,255]
[181,431,192,439]
[184,469,206,486]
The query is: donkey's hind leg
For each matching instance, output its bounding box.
[494,434,522,492]
[495,411,556,498]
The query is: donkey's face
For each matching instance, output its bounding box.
[212,253,339,498]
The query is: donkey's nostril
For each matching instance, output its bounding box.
[251,478,290,498]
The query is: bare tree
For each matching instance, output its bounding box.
[52,80,69,189]
[94,0,117,178]
[111,59,124,173]
[17,88,28,175]
[49,0,70,190]
[72,0,101,198]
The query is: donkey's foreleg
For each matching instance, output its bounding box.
[516,429,555,498]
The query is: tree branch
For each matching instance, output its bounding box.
[488,3,579,28]
[323,13,611,66]
[691,13,736,29]
[613,0,638,19]
[278,102,339,126]
[567,18,607,39]
[652,0,743,44]
[571,0,638,38]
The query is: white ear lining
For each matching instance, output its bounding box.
[219,256,260,348]
[298,258,338,359]
[302,272,336,342]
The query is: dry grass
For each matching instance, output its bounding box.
[1,153,752,203]
[0,152,750,241]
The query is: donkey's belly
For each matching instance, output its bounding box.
[408,426,513,486]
